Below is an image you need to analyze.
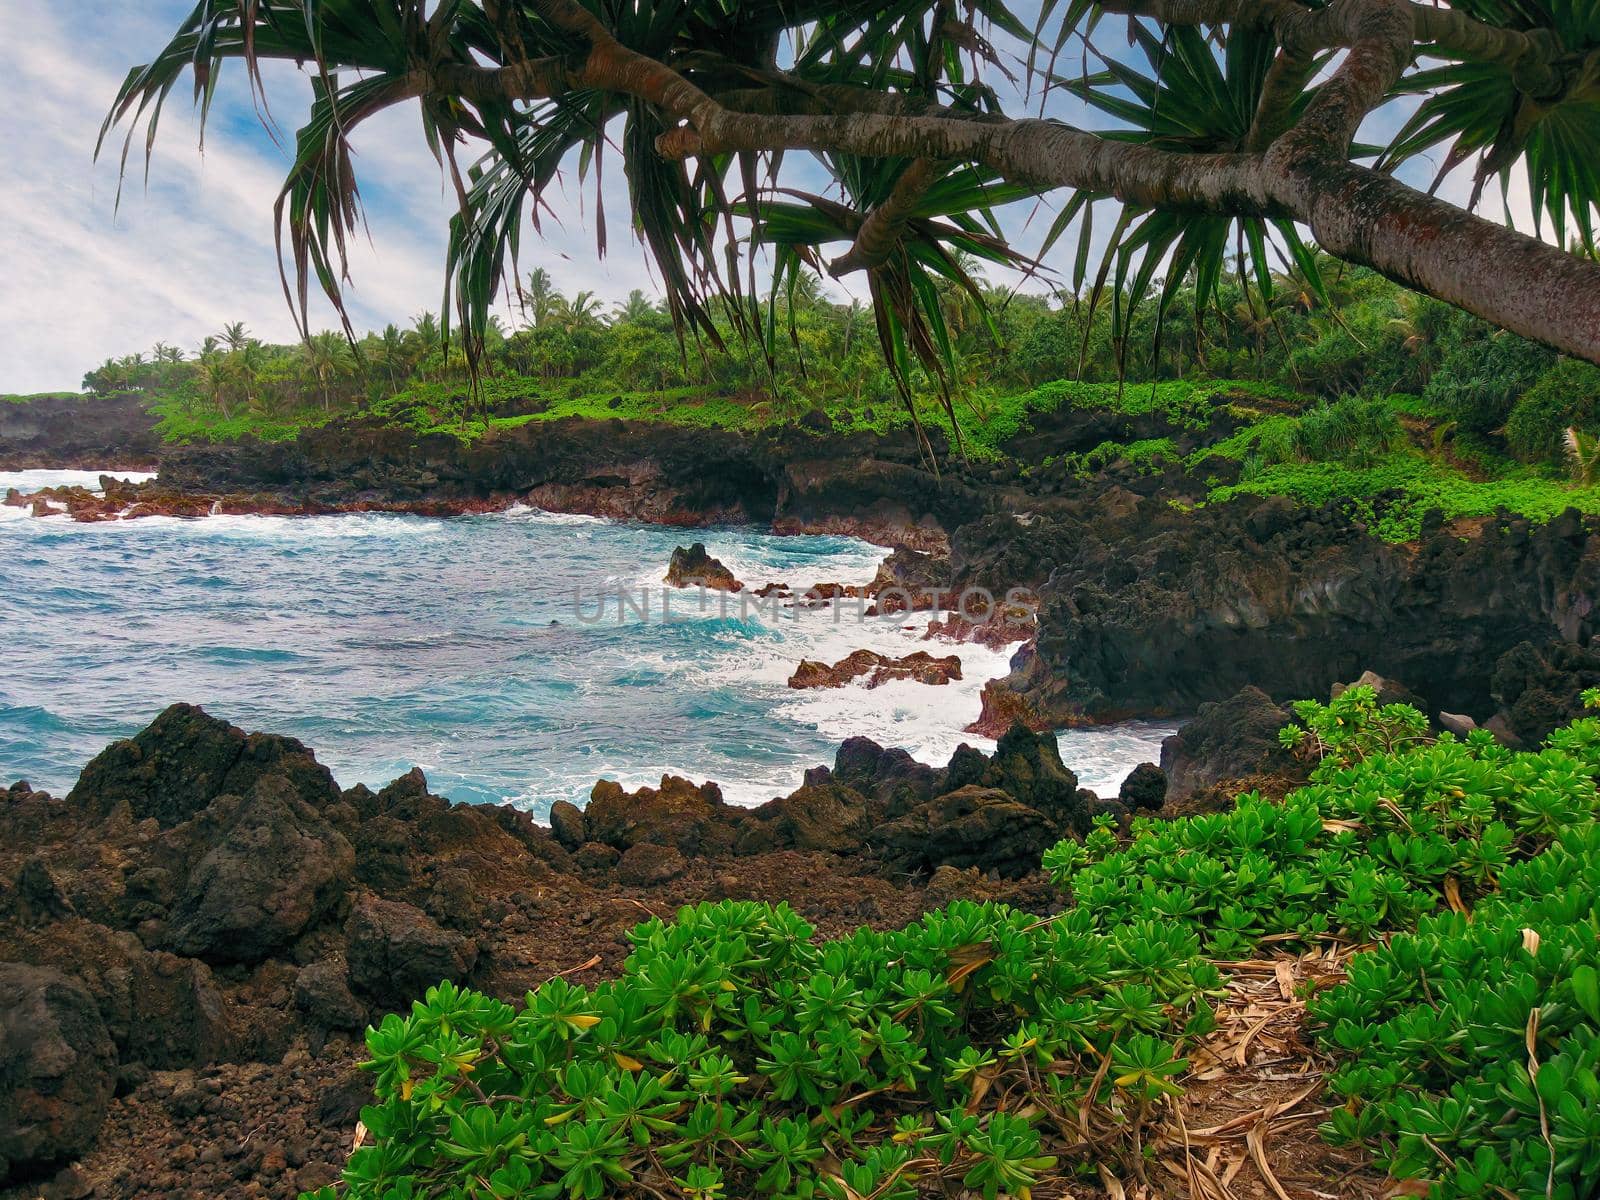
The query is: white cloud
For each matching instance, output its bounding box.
[0,0,635,392]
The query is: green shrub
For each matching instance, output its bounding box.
[1207,449,1600,541]
[1423,318,1555,436]
[1310,822,1600,1197]
[1505,358,1600,466]
[312,897,1225,1199]
[310,689,1600,1200]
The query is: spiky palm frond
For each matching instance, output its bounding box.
[1042,23,1341,378]
[742,159,1035,456]
[1385,0,1600,251]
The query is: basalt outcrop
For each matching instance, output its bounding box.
[663,542,742,591]
[0,705,1113,1191]
[0,394,161,471]
[787,649,963,690]
[17,405,1600,734]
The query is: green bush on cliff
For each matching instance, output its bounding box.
[308,687,1600,1200]
[1047,686,1600,1199]
[1207,449,1600,541]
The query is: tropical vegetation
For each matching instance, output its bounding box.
[299,687,1600,1199]
[100,0,1600,462]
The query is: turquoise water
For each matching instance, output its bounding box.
[0,470,1174,815]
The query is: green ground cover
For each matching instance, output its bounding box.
[306,688,1600,1200]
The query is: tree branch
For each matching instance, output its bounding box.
[829,158,947,277]
[1095,0,1566,83]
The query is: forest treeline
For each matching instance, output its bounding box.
[57,258,1600,471]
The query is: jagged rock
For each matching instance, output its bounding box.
[873,786,1058,878]
[1491,639,1600,744]
[0,964,117,1182]
[1161,687,1293,800]
[664,542,742,591]
[584,776,735,855]
[11,921,236,1071]
[1119,763,1168,811]
[66,703,338,827]
[946,723,1100,835]
[615,843,687,887]
[829,737,945,817]
[14,857,74,926]
[345,896,478,1005]
[40,1164,93,1200]
[164,775,354,963]
[293,960,366,1033]
[736,783,870,854]
[987,497,1600,725]
[787,649,961,690]
[573,841,620,871]
[1332,669,1423,709]
[964,679,1048,739]
[548,800,587,850]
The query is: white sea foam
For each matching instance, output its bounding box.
[0,469,157,493]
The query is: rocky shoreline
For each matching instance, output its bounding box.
[2,701,1223,1197]
[8,393,1600,1197]
[9,398,1600,738]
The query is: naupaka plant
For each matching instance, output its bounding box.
[307,897,1225,1199]
[310,696,1600,1199]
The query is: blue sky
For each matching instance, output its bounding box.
[0,3,1529,393]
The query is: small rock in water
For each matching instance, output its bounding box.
[664,542,742,591]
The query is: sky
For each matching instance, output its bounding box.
[1,0,656,393]
[0,2,1536,394]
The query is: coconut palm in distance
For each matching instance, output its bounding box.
[104,0,1600,446]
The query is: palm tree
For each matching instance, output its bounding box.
[234,339,264,411]
[219,322,251,352]
[1565,427,1600,485]
[523,268,558,329]
[152,341,185,364]
[409,311,443,379]
[198,349,233,418]
[555,290,605,333]
[613,289,658,325]
[303,331,348,410]
[377,323,408,387]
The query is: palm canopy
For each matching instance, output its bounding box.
[103,0,1600,437]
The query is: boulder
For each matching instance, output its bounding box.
[346,896,478,1005]
[0,964,116,1182]
[548,799,587,850]
[1161,687,1293,800]
[787,649,961,690]
[615,843,688,887]
[294,960,367,1033]
[946,723,1099,835]
[1491,639,1600,744]
[664,543,742,591]
[1437,711,1478,738]
[67,703,339,827]
[872,785,1057,878]
[164,775,355,962]
[1118,762,1168,811]
[737,783,870,854]
[584,776,735,855]
[829,737,945,817]
[1332,669,1424,710]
